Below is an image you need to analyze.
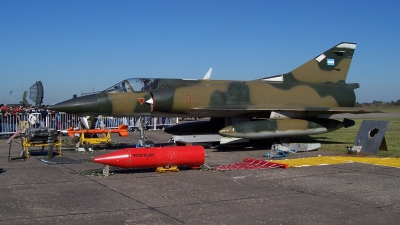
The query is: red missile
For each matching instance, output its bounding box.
[67,124,129,137]
[92,146,205,169]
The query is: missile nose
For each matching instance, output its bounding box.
[49,94,100,115]
[92,150,131,168]
[218,126,235,137]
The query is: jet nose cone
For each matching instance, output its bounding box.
[49,94,100,115]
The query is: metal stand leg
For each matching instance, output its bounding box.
[8,140,12,162]
[137,117,146,147]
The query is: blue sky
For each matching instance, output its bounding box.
[1,0,399,105]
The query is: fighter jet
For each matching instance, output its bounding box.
[51,42,370,139]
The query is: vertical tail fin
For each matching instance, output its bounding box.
[283,42,356,83]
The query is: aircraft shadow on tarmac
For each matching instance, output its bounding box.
[8,148,61,162]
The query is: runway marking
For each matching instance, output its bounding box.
[271,156,400,168]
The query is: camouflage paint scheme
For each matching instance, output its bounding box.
[51,42,371,139]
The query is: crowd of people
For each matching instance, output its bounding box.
[0,104,77,133]
[0,103,176,135]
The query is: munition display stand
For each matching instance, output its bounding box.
[75,131,112,151]
[21,128,62,158]
[156,165,180,173]
[66,125,128,151]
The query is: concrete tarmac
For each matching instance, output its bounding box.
[1,130,399,225]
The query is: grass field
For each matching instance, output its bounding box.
[293,106,400,158]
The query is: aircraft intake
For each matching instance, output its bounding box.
[150,89,176,113]
[218,118,353,139]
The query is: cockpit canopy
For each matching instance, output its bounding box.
[105,78,159,93]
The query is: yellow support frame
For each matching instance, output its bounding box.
[156,166,179,173]
[22,137,62,158]
[78,131,112,146]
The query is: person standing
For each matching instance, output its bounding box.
[1,104,9,132]
[28,109,40,128]
[49,109,58,129]
[0,104,5,133]
[16,105,29,131]
[8,105,19,132]
[37,105,48,127]
[18,105,28,121]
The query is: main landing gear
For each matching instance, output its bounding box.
[136,117,154,147]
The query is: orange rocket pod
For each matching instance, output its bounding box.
[92,146,205,169]
[67,124,129,137]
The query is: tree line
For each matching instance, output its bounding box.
[356,100,400,106]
